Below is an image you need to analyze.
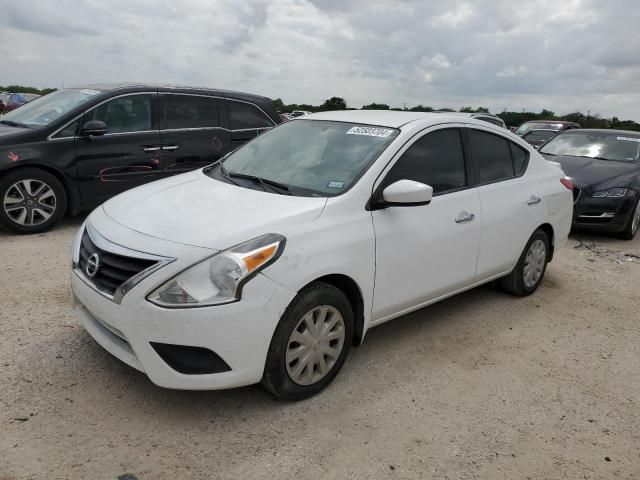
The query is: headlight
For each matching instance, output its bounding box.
[147,233,285,307]
[591,188,635,198]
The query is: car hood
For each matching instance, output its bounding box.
[543,154,639,189]
[102,170,328,249]
[0,123,24,138]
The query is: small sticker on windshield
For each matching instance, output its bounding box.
[617,136,640,143]
[80,89,101,96]
[327,181,345,189]
[346,126,394,138]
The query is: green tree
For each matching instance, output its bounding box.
[272,98,286,112]
[320,97,347,111]
[361,102,390,110]
[409,105,434,112]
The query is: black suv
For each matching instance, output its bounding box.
[0,84,281,233]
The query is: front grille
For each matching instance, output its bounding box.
[78,230,157,296]
[572,186,582,203]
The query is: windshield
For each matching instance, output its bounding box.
[515,122,563,134]
[540,132,640,162]
[1,88,102,127]
[214,120,399,196]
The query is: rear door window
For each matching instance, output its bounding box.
[164,94,220,130]
[227,101,273,130]
[469,129,529,183]
[383,128,467,195]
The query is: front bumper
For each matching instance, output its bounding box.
[572,192,636,233]
[71,216,296,391]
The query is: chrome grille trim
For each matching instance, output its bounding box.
[73,225,175,304]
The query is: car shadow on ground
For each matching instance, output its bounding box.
[15,222,637,422]
[67,279,520,417]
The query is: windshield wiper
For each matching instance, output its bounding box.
[572,155,615,162]
[0,120,31,128]
[226,171,292,195]
[217,161,241,187]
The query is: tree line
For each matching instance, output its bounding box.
[2,86,638,132]
[0,85,57,95]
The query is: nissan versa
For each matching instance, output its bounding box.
[0,83,280,234]
[71,111,573,400]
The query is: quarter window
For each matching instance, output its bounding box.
[510,143,529,176]
[164,95,220,129]
[227,101,272,130]
[86,95,152,134]
[384,128,466,194]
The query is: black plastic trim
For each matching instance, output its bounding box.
[150,342,232,375]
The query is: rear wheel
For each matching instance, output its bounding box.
[500,229,550,297]
[262,282,354,401]
[0,168,67,234]
[620,198,640,240]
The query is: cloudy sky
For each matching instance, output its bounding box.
[1,0,639,119]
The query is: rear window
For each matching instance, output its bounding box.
[516,122,563,134]
[470,129,529,183]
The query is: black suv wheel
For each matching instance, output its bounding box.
[0,168,67,234]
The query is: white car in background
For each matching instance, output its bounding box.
[71,111,573,400]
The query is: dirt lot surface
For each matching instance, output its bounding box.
[1,216,639,480]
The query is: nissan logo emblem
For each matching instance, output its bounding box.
[86,253,101,278]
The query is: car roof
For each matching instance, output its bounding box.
[66,83,274,103]
[303,110,482,128]
[561,128,640,136]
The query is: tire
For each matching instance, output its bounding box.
[619,197,640,240]
[500,229,550,297]
[0,168,67,234]
[262,282,354,401]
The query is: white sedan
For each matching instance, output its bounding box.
[71,111,573,400]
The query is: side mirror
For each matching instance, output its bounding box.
[380,180,433,207]
[81,120,108,137]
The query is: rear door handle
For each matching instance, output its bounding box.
[142,146,161,152]
[161,145,179,151]
[455,211,475,224]
[527,195,542,206]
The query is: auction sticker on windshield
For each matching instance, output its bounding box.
[617,136,640,143]
[346,126,394,138]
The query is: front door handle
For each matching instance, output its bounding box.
[455,211,475,224]
[142,146,161,152]
[161,145,179,151]
[527,195,542,206]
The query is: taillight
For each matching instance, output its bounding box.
[560,177,573,191]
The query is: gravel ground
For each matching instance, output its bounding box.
[1,215,639,480]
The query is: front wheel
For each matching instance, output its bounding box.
[262,282,354,401]
[500,229,550,297]
[620,198,640,240]
[0,168,67,234]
